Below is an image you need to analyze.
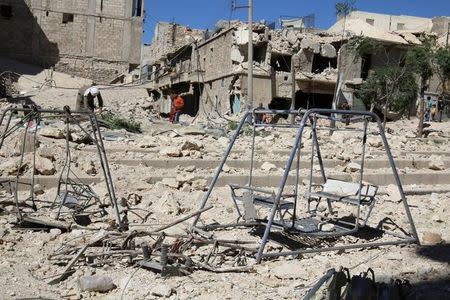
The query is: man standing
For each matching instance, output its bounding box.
[437,96,445,122]
[425,96,433,122]
[76,85,104,113]
[171,94,185,124]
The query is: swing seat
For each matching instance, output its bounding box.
[229,184,295,210]
[305,178,378,206]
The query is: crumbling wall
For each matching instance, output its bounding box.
[54,58,129,83]
[0,0,142,82]
[142,22,205,66]
[197,30,235,82]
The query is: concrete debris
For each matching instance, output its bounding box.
[83,161,98,176]
[35,156,56,175]
[320,43,337,58]
[300,38,320,53]
[181,141,202,152]
[33,184,45,195]
[345,162,361,173]
[79,276,116,293]
[428,155,445,171]
[161,177,180,189]
[39,127,66,139]
[421,232,443,245]
[261,162,277,171]
[151,284,174,297]
[160,147,182,157]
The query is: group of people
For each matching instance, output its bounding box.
[425,96,446,122]
[74,85,186,125]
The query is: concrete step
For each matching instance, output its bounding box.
[84,146,450,158]
[110,158,450,170]
[3,171,449,190]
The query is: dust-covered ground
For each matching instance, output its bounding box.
[0,60,449,299]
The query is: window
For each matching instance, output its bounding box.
[397,23,405,30]
[0,5,12,18]
[132,0,142,17]
[62,13,74,24]
[366,18,375,26]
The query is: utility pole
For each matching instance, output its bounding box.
[247,0,254,110]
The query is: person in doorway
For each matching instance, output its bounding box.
[76,85,104,113]
[339,100,351,125]
[170,94,185,124]
[255,103,265,124]
[437,96,445,122]
[425,96,433,122]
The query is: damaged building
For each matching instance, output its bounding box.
[0,0,144,83]
[142,11,450,116]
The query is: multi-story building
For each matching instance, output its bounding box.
[0,0,144,82]
[142,11,450,117]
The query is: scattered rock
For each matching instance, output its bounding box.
[33,184,45,195]
[0,159,28,176]
[39,127,65,139]
[345,162,361,173]
[176,173,195,185]
[222,164,231,173]
[84,161,97,176]
[272,261,304,279]
[368,140,383,148]
[35,156,56,175]
[79,275,116,293]
[185,165,196,172]
[261,162,277,172]
[160,147,182,157]
[161,178,179,189]
[71,131,93,144]
[321,223,335,232]
[181,141,202,151]
[151,284,174,297]
[192,179,207,191]
[428,155,445,171]
[422,232,443,245]
[49,228,62,235]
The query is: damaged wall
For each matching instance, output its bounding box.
[0,0,143,82]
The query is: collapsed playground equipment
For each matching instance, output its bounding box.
[193,108,420,263]
[0,105,122,229]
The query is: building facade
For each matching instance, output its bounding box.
[142,12,450,118]
[0,0,144,82]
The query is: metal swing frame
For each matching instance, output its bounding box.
[0,105,122,228]
[192,108,419,263]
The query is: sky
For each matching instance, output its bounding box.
[142,0,450,44]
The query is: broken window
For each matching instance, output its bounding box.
[361,54,372,80]
[366,18,374,26]
[253,44,267,64]
[238,44,267,64]
[62,13,74,24]
[312,54,337,74]
[397,23,405,30]
[132,0,142,17]
[270,54,292,72]
[0,5,12,18]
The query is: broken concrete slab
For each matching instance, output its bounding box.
[320,43,337,58]
[300,38,320,53]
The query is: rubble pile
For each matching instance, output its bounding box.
[0,68,449,299]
